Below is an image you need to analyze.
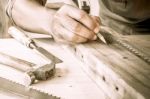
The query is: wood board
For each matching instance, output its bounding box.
[0,34,149,99]
[59,35,150,99]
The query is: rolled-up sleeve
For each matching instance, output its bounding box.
[6,0,16,26]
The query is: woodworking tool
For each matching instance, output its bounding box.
[0,52,35,72]
[8,26,62,85]
[45,0,107,44]
[0,51,55,86]
[0,76,60,99]
[75,0,107,44]
[0,52,36,85]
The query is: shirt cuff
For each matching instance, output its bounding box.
[6,0,17,26]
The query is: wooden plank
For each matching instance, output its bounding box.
[122,35,150,57]
[91,42,150,96]
[91,42,150,82]
[72,43,150,99]
[0,35,149,99]
[60,35,150,99]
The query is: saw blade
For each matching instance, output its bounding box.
[99,26,150,64]
[0,76,60,99]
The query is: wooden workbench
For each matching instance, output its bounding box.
[0,34,149,99]
[63,35,150,99]
[0,39,107,99]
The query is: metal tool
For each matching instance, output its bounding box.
[76,0,107,44]
[0,76,60,99]
[8,27,61,62]
[8,26,62,85]
[0,52,35,72]
[0,51,56,86]
[45,0,107,44]
[0,52,36,86]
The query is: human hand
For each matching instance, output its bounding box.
[50,4,101,44]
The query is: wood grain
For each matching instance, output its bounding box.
[60,35,150,99]
[0,39,107,99]
[0,35,149,99]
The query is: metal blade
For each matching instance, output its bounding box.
[96,33,107,44]
[33,47,62,64]
[8,26,62,64]
[75,0,107,44]
[98,26,120,44]
[0,76,60,99]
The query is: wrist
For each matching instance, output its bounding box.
[41,8,56,36]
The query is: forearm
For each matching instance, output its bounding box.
[12,0,56,34]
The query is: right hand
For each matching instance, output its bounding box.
[50,4,101,44]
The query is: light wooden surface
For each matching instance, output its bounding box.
[0,35,149,99]
[123,35,150,57]
[59,35,150,99]
[0,39,107,99]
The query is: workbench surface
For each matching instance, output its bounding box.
[0,39,107,99]
[0,34,149,99]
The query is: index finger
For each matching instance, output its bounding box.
[57,4,98,32]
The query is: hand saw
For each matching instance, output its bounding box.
[0,76,60,99]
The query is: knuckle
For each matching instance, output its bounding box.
[69,34,87,43]
[76,38,87,43]
[51,21,58,31]
[74,22,82,33]
[87,32,95,40]
[82,29,95,39]
[88,18,98,30]
[68,33,80,43]
[51,24,57,33]
[95,17,101,24]
[69,33,77,42]
[79,10,87,20]
[89,22,97,30]
[51,24,61,39]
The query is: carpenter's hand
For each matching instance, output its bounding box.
[50,4,100,44]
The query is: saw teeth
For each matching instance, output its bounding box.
[0,76,61,99]
[0,75,25,86]
[30,86,61,99]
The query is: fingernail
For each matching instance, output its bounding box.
[92,35,97,40]
[94,27,100,33]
